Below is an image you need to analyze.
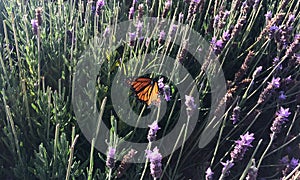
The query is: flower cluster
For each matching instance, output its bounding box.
[185,95,197,116]
[146,147,163,179]
[147,121,161,142]
[116,149,138,178]
[231,106,241,124]
[257,77,281,104]
[96,0,105,15]
[270,107,291,138]
[282,157,299,177]
[230,132,255,162]
[106,146,116,169]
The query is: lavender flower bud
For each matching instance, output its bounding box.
[136,21,143,37]
[162,0,172,18]
[230,132,255,162]
[128,32,136,46]
[146,147,162,179]
[278,91,286,101]
[158,78,164,89]
[253,0,260,9]
[257,77,281,104]
[129,7,135,20]
[285,34,300,58]
[264,11,272,22]
[163,85,171,101]
[147,121,161,142]
[205,167,214,180]
[231,16,247,38]
[234,51,255,82]
[178,42,188,62]
[96,0,105,15]
[158,30,166,45]
[185,95,197,116]
[138,4,144,20]
[187,0,200,20]
[252,66,262,79]
[116,149,138,178]
[103,27,110,37]
[270,107,291,138]
[106,146,116,168]
[282,157,299,176]
[231,106,241,124]
[31,19,38,35]
[179,12,184,23]
[213,15,220,29]
[246,162,258,180]
[35,7,43,26]
[221,160,234,177]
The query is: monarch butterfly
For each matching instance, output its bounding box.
[128,77,161,106]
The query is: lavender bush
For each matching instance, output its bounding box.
[0,0,299,179]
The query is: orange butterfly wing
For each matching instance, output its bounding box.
[129,78,160,105]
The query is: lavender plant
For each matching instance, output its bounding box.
[0,0,299,179]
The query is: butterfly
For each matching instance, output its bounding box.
[128,77,161,106]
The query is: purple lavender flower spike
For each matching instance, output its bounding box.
[230,132,255,162]
[147,121,161,142]
[205,167,214,180]
[270,107,291,138]
[158,30,166,45]
[146,147,162,178]
[278,91,286,101]
[96,0,105,15]
[185,95,197,116]
[129,7,134,20]
[221,160,234,177]
[163,85,171,101]
[158,78,164,89]
[31,19,38,35]
[282,157,299,176]
[265,11,272,21]
[128,32,136,46]
[106,146,116,168]
[252,66,262,79]
[231,106,241,124]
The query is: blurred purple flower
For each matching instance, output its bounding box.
[129,7,134,20]
[252,66,262,79]
[222,30,231,41]
[269,25,279,38]
[280,156,290,165]
[128,32,136,46]
[285,33,300,58]
[231,106,241,124]
[103,27,110,37]
[278,91,286,100]
[221,160,234,177]
[96,0,105,15]
[158,78,164,89]
[163,85,171,101]
[31,19,38,35]
[185,95,197,116]
[147,121,161,142]
[179,12,184,22]
[270,107,291,137]
[265,11,272,21]
[282,157,299,176]
[146,147,162,178]
[230,132,255,162]
[205,167,214,180]
[138,4,144,20]
[106,146,116,168]
[246,164,258,180]
[162,0,172,18]
[258,77,281,104]
[213,15,220,28]
[158,30,166,45]
[254,0,260,9]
